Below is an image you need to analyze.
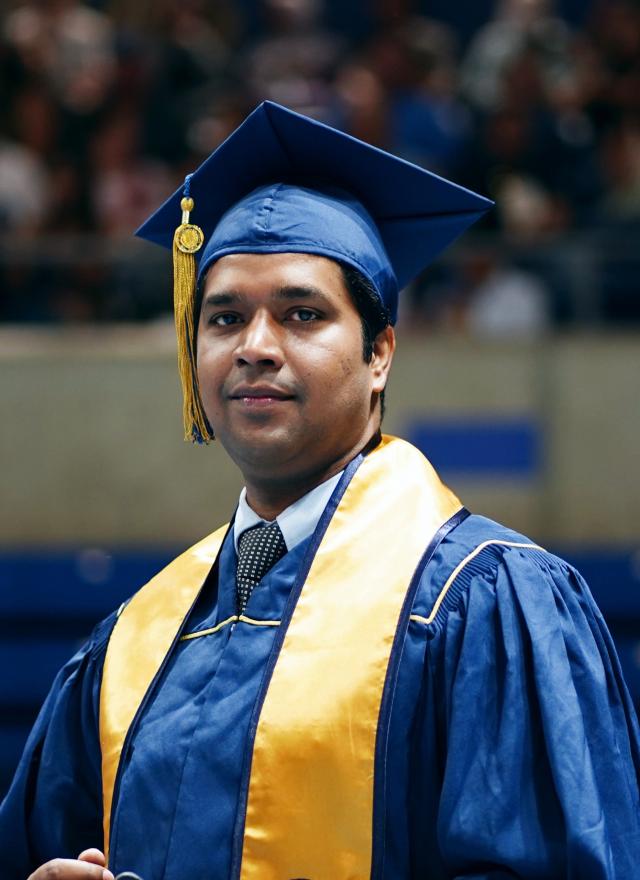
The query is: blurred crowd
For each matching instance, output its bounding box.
[1,0,639,330]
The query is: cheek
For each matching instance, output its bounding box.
[196,347,226,404]
[338,354,359,378]
[195,346,209,387]
[197,333,227,373]
[305,349,371,410]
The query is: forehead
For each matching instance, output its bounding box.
[202,252,350,300]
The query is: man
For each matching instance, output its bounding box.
[2,103,639,880]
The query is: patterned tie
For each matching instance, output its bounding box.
[236,521,287,614]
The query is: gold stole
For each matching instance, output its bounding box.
[99,524,228,859]
[100,436,462,875]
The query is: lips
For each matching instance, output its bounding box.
[228,385,296,407]
[229,385,295,400]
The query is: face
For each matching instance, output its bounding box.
[196,252,394,485]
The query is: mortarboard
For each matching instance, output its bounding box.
[136,101,492,443]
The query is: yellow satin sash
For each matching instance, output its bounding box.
[239,436,460,880]
[99,435,462,873]
[99,524,228,858]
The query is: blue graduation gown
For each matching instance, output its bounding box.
[2,513,639,878]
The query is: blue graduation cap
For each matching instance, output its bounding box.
[136,101,492,443]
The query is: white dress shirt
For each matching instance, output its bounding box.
[233,470,344,553]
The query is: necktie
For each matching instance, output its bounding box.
[236,521,287,614]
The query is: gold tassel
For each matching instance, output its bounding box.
[172,195,213,443]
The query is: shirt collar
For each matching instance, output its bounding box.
[233,470,343,552]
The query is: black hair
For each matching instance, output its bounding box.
[339,263,390,360]
[339,262,391,419]
[194,273,207,320]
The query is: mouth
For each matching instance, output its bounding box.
[228,386,296,407]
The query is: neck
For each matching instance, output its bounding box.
[243,429,381,521]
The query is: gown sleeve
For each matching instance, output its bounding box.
[426,544,640,879]
[0,612,116,879]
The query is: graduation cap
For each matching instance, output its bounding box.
[136,101,492,443]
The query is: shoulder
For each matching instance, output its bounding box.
[412,512,584,628]
[114,523,232,614]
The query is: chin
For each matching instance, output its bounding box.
[221,427,305,470]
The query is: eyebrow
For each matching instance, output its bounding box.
[202,291,241,307]
[201,285,333,308]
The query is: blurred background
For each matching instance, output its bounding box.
[1,0,639,796]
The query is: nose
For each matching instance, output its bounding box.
[233,311,285,369]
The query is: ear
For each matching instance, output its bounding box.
[370,325,395,393]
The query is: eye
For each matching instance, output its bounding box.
[210,313,241,326]
[289,308,320,322]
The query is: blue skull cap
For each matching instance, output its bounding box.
[197,182,399,320]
